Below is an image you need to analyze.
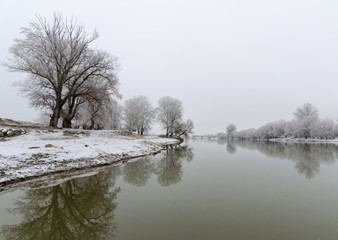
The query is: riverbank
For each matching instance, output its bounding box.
[269,137,338,144]
[0,122,180,186]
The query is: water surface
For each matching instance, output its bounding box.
[1,140,338,239]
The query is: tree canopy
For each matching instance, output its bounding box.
[6,14,120,127]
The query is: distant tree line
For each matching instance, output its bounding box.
[225,103,338,140]
[6,14,194,137]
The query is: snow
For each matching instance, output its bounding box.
[269,137,338,143]
[0,129,180,185]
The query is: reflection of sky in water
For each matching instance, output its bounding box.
[0,145,194,239]
[229,141,338,179]
[1,142,338,240]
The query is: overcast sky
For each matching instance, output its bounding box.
[1,0,338,134]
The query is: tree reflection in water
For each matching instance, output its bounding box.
[1,167,121,240]
[0,144,194,239]
[155,145,194,187]
[120,144,194,188]
[232,140,338,179]
[123,157,154,187]
[226,140,237,154]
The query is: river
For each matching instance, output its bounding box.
[1,139,338,239]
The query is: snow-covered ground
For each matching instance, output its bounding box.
[0,128,179,185]
[269,137,338,143]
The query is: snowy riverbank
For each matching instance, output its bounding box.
[269,137,338,144]
[0,127,180,186]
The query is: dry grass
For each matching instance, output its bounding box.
[0,118,44,129]
[118,131,144,139]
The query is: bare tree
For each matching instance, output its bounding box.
[226,124,237,138]
[72,79,116,129]
[157,96,183,137]
[61,94,86,128]
[62,72,120,128]
[124,96,154,135]
[229,103,338,140]
[310,118,335,139]
[293,103,319,138]
[110,100,124,130]
[294,103,319,121]
[5,14,119,127]
[173,119,194,137]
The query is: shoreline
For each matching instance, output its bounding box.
[0,127,180,188]
[0,150,162,189]
[269,138,338,144]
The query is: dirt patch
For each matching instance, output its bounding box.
[45,144,57,148]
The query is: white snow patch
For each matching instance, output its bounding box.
[0,129,179,184]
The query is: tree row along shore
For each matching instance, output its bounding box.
[194,103,338,141]
[5,14,194,138]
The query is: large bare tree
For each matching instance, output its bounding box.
[226,123,237,138]
[124,96,154,135]
[74,78,116,129]
[293,103,319,138]
[5,14,119,127]
[62,74,120,128]
[157,96,183,137]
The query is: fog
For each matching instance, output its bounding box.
[1,0,338,134]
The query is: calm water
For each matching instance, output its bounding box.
[1,140,338,239]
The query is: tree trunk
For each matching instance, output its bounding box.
[49,114,55,127]
[89,118,95,130]
[50,108,61,127]
[62,118,72,128]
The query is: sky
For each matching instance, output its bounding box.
[1,0,338,134]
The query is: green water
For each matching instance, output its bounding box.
[1,140,338,239]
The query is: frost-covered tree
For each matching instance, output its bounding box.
[157,96,183,137]
[269,120,287,138]
[293,103,319,138]
[61,95,86,128]
[216,132,227,139]
[173,119,194,137]
[230,103,338,140]
[245,128,257,139]
[226,124,237,138]
[110,101,124,130]
[310,118,335,139]
[5,14,119,127]
[124,96,154,135]
[61,75,120,128]
[74,86,114,129]
[284,120,297,138]
[294,103,319,121]
[257,123,273,139]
